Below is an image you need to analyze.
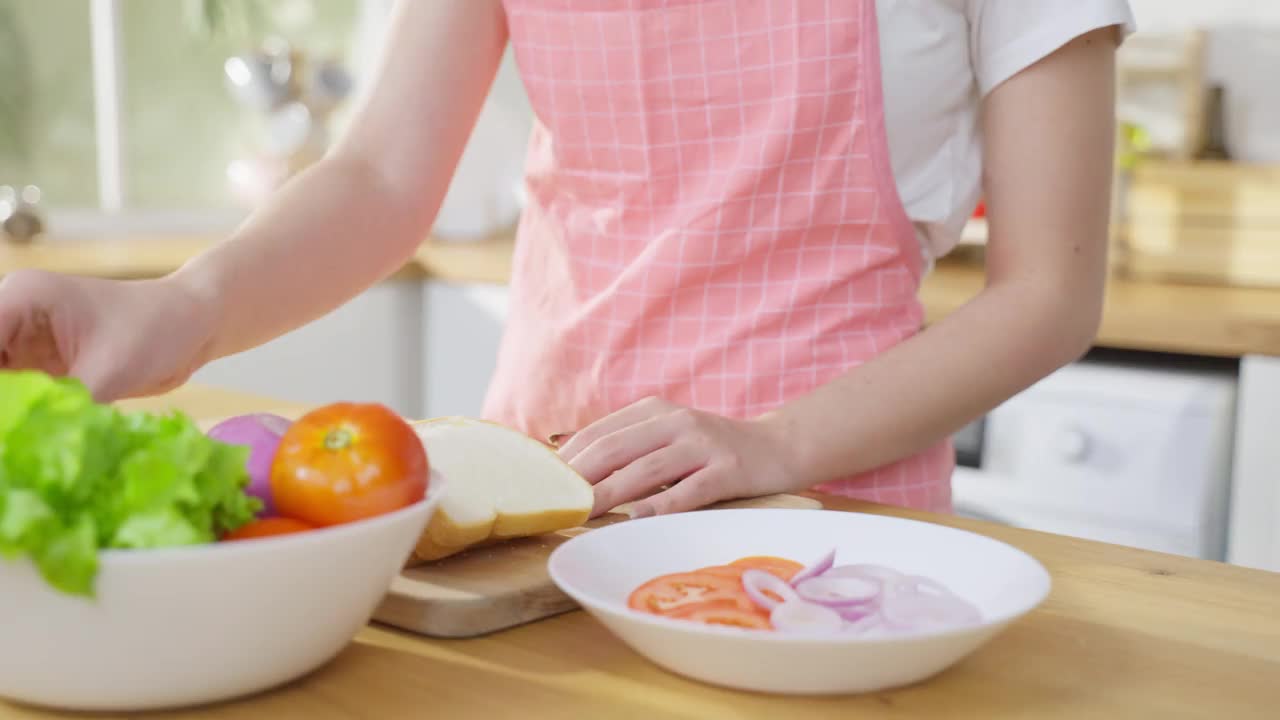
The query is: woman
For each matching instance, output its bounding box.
[0,0,1134,519]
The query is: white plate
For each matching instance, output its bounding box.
[548,508,1050,695]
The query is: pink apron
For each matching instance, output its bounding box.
[484,0,954,513]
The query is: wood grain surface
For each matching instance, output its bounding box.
[4,388,1269,718]
[374,494,822,638]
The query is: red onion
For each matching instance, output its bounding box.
[770,599,844,634]
[823,563,906,587]
[879,577,982,630]
[741,568,799,611]
[794,575,880,607]
[788,548,836,587]
[842,611,884,635]
[207,413,292,516]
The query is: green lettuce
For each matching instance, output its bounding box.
[0,370,261,596]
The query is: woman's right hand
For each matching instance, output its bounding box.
[0,269,218,402]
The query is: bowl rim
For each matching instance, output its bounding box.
[547,507,1052,645]
[95,469,446,566]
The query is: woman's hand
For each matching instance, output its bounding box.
[556,397,806,519]
[0,271,216,401]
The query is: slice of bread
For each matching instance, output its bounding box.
[410,417,594,563]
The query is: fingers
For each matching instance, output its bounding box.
[569,413,681,486]
[0,304,17,369]
[589,442,704,517]
[0,309,68,376]
[628,468,725,518]
[558,396,673,463]
[0,270,69,376]
[0,272,33,369]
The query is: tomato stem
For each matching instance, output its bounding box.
[324,427,353,451]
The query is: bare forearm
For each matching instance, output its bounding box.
[171,154,437,361]
[763,279,1100,486]
[766,26,1118,489]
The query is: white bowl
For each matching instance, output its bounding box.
[548,508,1050,695]
[0,471,445,713]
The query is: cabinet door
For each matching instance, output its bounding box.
[421,281,509,418]
[190,281,425,418]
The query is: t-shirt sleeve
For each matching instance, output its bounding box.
[968,0,1138,97]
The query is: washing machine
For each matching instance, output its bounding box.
[950,354,1238,561]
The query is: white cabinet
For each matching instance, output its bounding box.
[190,280,426,418]
[420,281,510,419]
[188,278,512,422]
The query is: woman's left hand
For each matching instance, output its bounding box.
[555,397,806,519]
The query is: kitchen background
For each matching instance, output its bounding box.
[2,1,1279,573]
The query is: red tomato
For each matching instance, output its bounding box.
[222,516,315,541]
[697,565,747,579]
[728,556,804,582]
[666,599,773,630]
[627,571,758,615]
[270,402,428,527]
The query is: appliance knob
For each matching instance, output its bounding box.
[1054,426,1091,463]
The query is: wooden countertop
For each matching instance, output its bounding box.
[0,234,516,286]
[5,386,1278,719]
[6,235,1280,357]
[920,260,1280,359]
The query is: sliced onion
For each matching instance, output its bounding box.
[788,547,836,586]
[770,599,844,634]
[896,575,955,598]
[795,575,880,607]
[823,563,906,587]
[740,568,799,611]
[836,604,877,622]
[880,580,982,630]
[842,611,884,635]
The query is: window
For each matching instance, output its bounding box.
[0,0,360,215]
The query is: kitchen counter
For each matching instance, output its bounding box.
[5,385,1278,719]
[7,234,1280,357]
[0,233,514,285]
[919,260,1280,359]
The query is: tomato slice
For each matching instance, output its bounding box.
[222,516,315,541]
[697,565,746,579]
[627,571,757,615]
[728,556,804,582]
[666,599,773,630]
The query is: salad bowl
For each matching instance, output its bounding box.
[0,473,445,713]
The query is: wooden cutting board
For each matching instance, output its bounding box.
[371,493,822,638]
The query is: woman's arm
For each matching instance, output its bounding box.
[171,0,508,362]
[764,25,1118,487]
[561,26,1120,517]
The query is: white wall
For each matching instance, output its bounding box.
[1125,1,1280,162]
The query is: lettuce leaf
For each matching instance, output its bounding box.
[0,370,260,596]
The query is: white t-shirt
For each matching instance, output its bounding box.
[876,0,1137,261]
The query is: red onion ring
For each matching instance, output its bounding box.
[794,575,880,607]
[823,563,906,587]
[788,548,836,587]
[842,611,884,635]
[879,578,982,630]
[770,599,845,634]
[740,568,799,611]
